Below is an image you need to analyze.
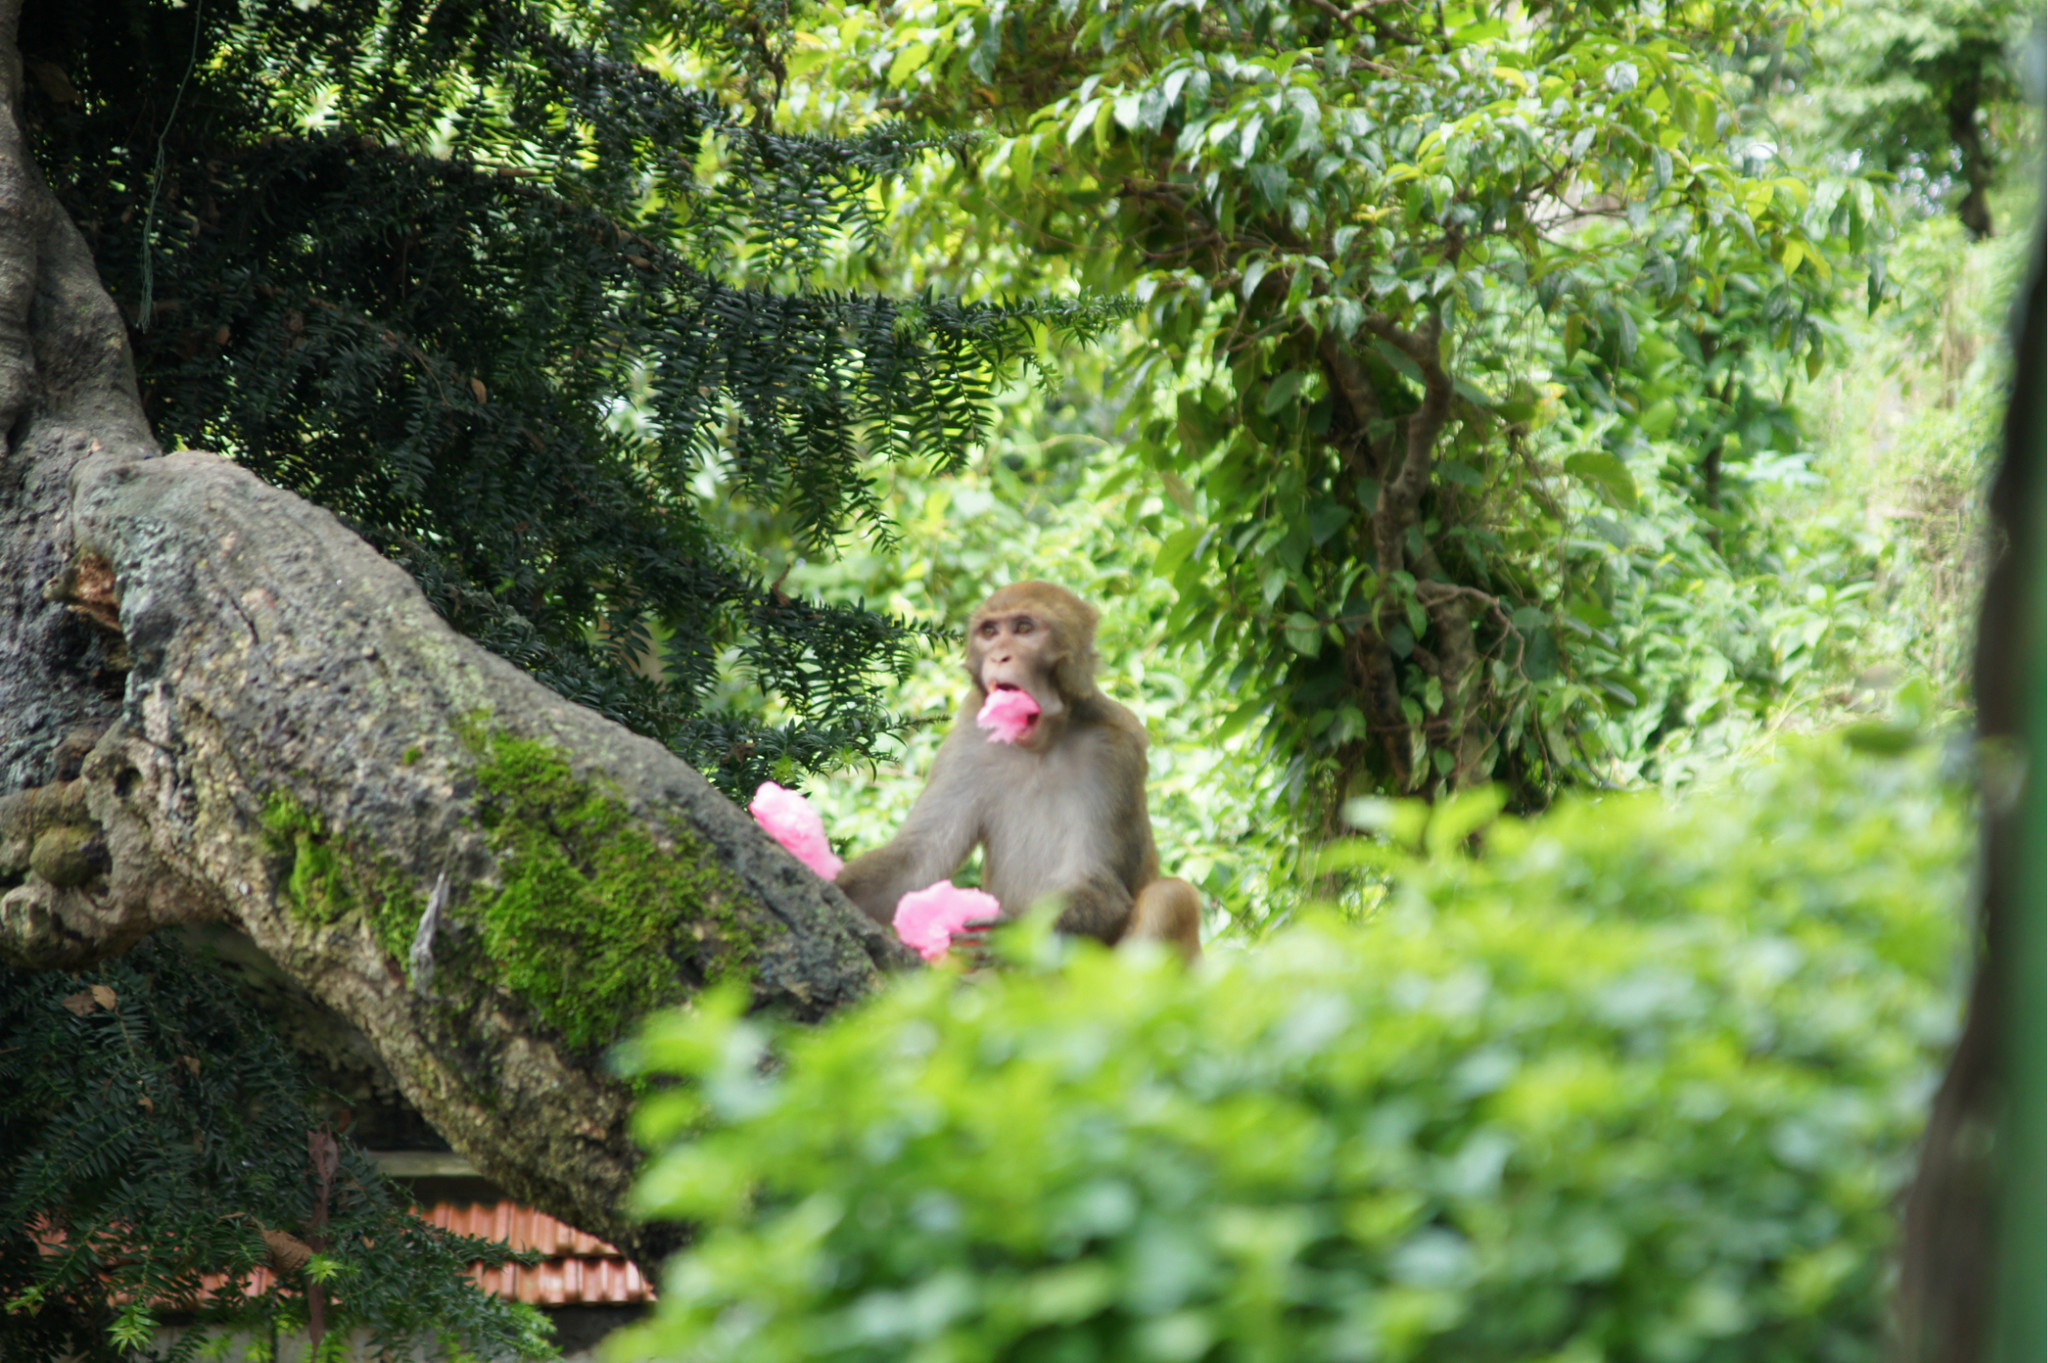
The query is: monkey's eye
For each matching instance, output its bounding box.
[978,622,999,637]
[1014,619,1034,634]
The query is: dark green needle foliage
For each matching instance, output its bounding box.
[0,937,554,1362]
[20,0,1122,795]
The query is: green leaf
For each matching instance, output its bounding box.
[1425,784,1507,858]
[1284,613,1325,657]
[1278,524,1312,573]
[1843,722,1924,755]
[1597,678,1639,707]
[886,41,931,86]
[1371,338,1424,384]
[1262,369,1309,415]
[1563,452,1640,511]
[1640,399,1677,439]
[1216,693,1270,741]
[1155,525,1204,578]
[110,1305,156,1351]
[1308,503,1351,545]
[1586,515,1631,550]
[1241,257,1273,299]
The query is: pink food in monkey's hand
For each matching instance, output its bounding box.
[748,781,843,879]
[893,881,1000,963]
[976,687,1041,744]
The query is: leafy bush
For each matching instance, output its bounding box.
[617,735,1966,1363]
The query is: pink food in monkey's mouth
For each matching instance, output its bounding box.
[977,686,1041,744]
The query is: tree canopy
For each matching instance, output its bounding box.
[802,0,1883,815]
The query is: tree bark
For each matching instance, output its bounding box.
[1319,333,1415,793]
[0,1,908,1273]
[1361,314,1485,789]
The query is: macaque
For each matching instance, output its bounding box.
[837,581,1203,961]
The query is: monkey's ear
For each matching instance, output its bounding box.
[1051,594,1101,698]
[1052,641,1098,698]
[962,635,989,697]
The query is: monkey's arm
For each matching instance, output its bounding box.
[836,731,982,927]
[1047,711,1154,944]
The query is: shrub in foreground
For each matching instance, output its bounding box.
[617,737,1967,1363]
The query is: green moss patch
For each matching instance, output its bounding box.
[259,726,755,1054]
[260,793,421,961]
[461,720,757,1053]
[260,792,355,925]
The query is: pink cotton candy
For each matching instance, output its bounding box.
[893,881,1000,963]
[976,687,1042,744]
[749,781,843,880]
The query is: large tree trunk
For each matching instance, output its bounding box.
[0,3,907,1272]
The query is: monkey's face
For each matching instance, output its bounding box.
[968,606,1068,745]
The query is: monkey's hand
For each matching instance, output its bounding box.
[947,916,1005,969]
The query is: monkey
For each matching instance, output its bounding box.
[836,581,1204,962]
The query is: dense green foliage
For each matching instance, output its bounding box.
[1791,0,2033,237]
[1804,209,2031,695]
[778,0,1887,817]
[0,937,552,1362]
[619,734,1968,1363]
[784,182,2016,928]
[22,0,1123,796]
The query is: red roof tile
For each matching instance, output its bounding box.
[40,1203,654,1309]
[419,1202,655,1306]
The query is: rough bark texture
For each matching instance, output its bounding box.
[1318,315,1490,803]
[0,2,909,1273]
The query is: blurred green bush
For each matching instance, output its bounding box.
[615,734,1967,1363]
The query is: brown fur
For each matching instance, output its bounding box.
[837,582,1202,961]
